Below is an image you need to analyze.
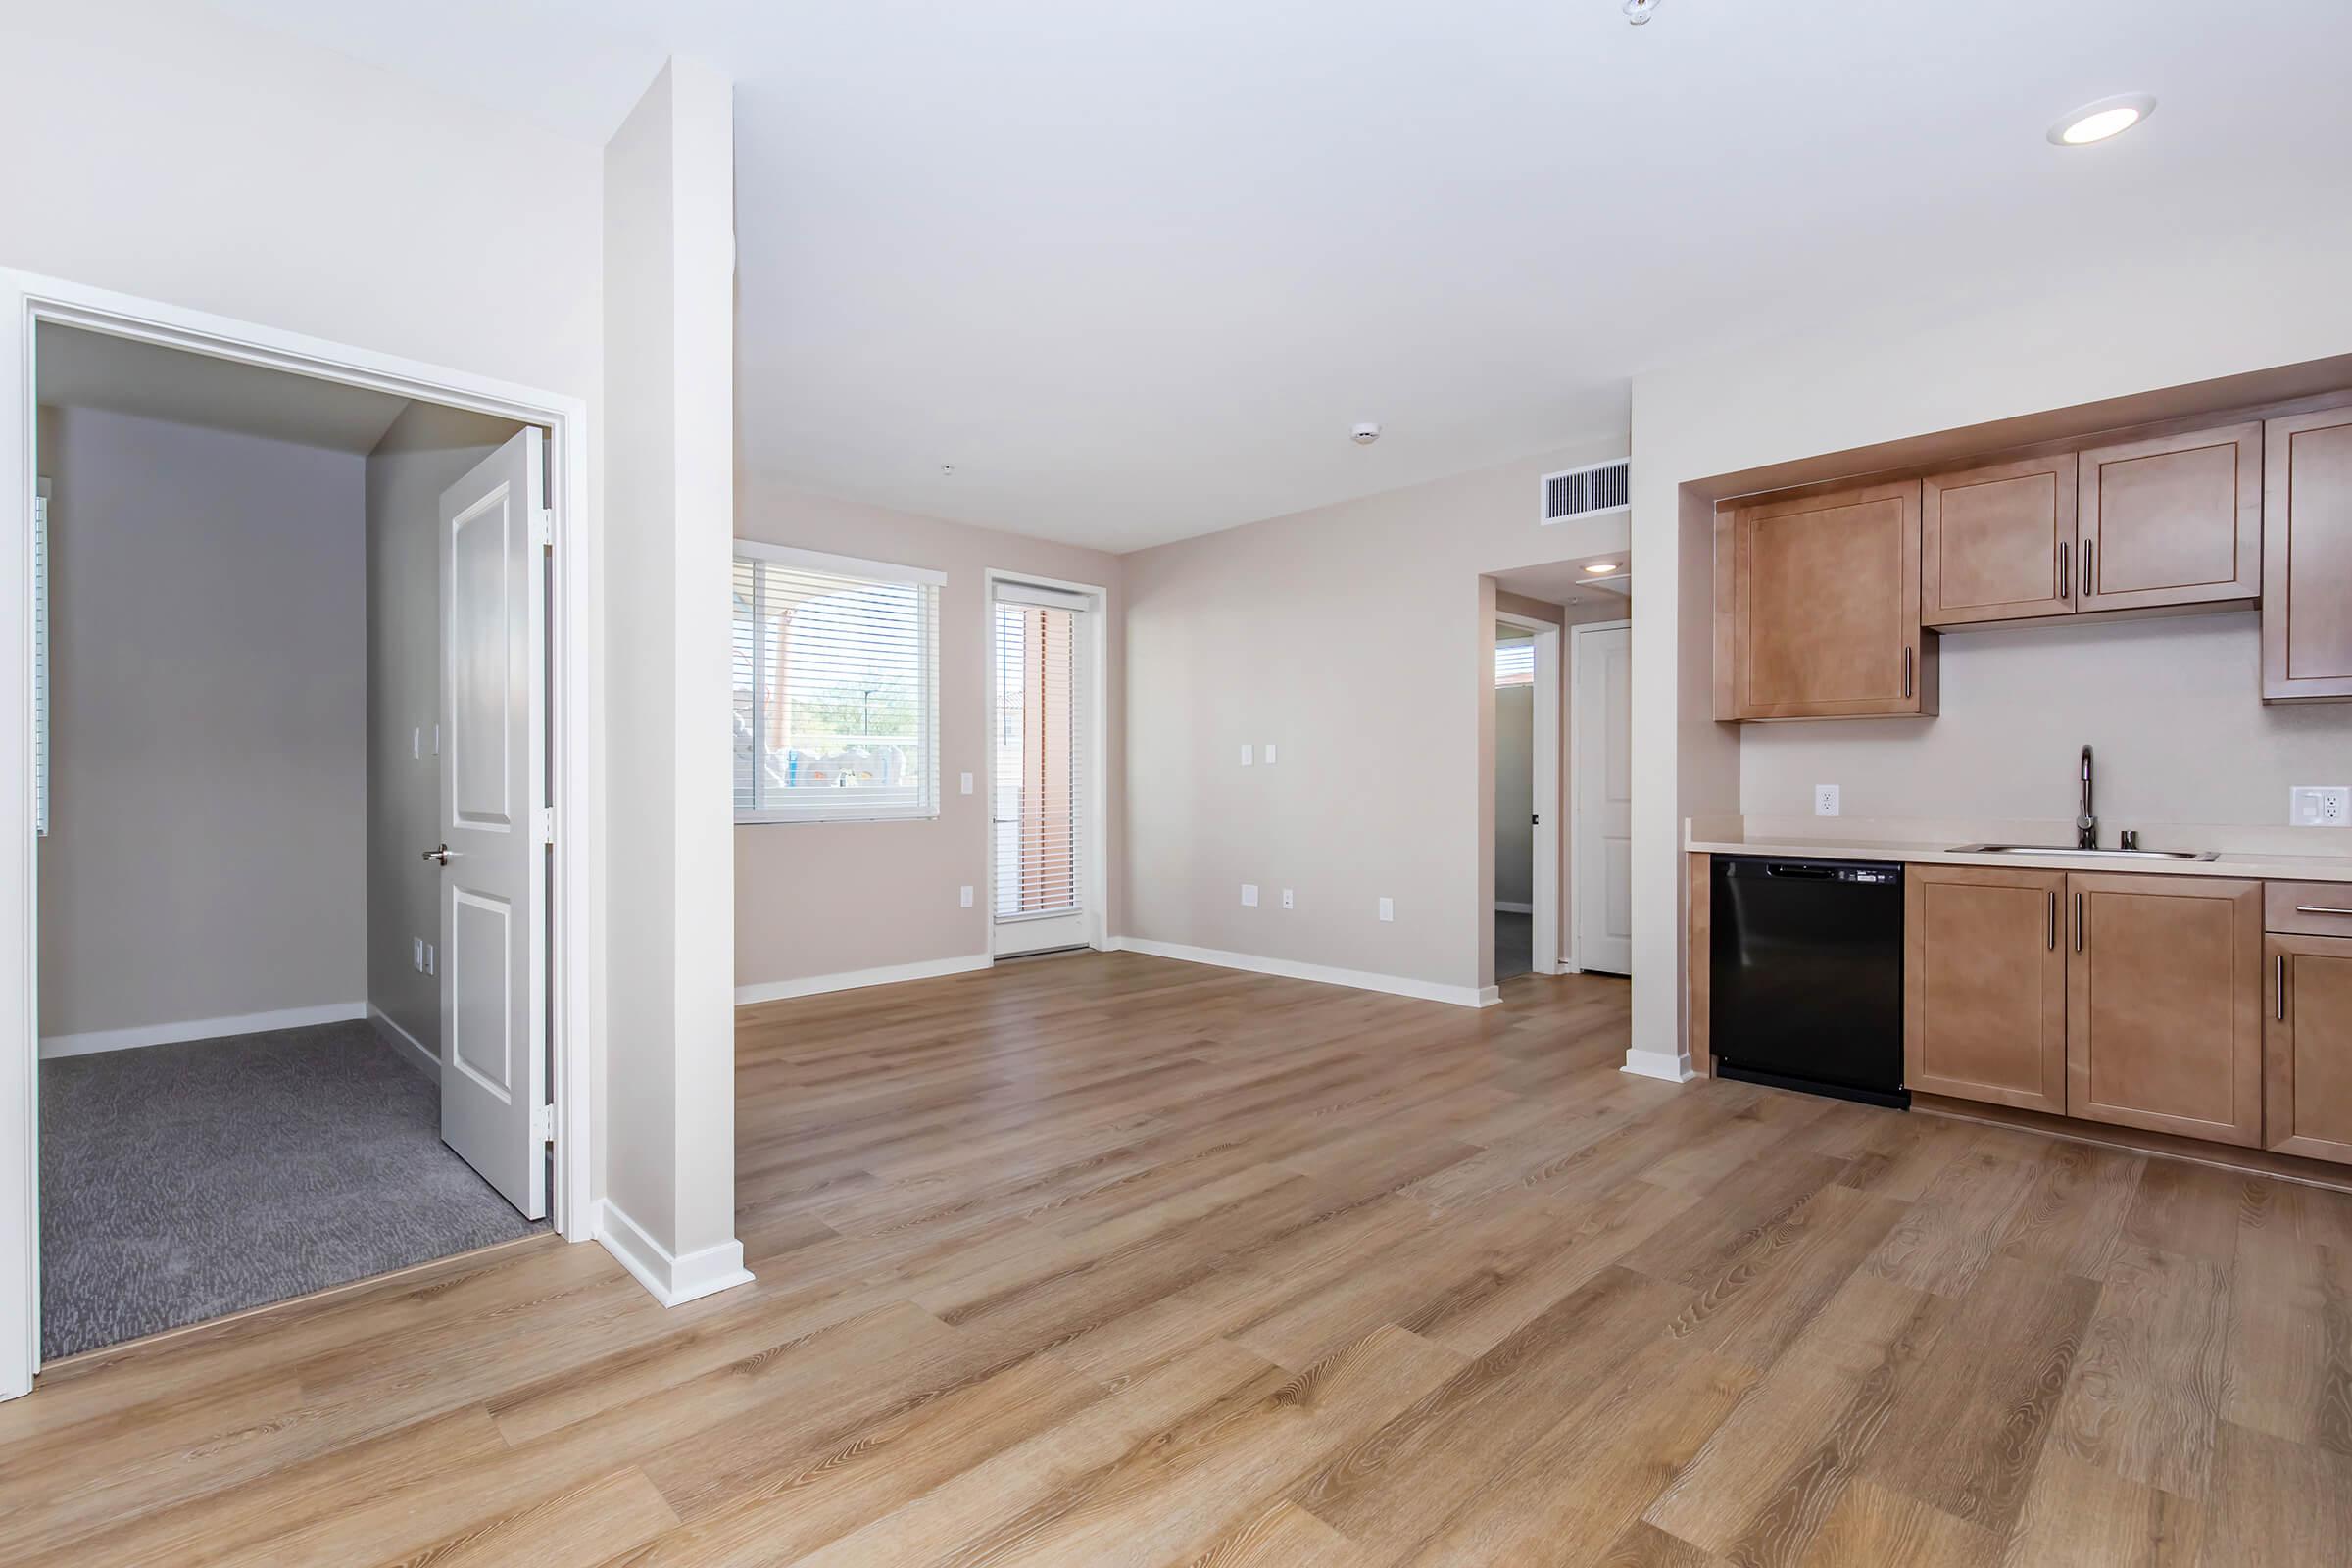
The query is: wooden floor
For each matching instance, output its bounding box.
[5,952,2350,1566]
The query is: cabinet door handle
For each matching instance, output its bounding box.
[2074,891,2084,954]
[2278,954,2288,1021]
[2294,905,2352,917]
[1902,646,1913,699]
[2082,540,2094,598]
[2058,541,2071,602]
[2046,891,2057,950]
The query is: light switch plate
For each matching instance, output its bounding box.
[423,943,436,977]
[959,885,974,907]
[960,772,974,795]
[1281,888,1294,909]
[1240,745,1253,767]
[412,727,421,761]
[413,937,424,972]
[1814,784,1840,817]
[1378,897,1395,922]
[1264,744,1278,765]
[1241,883,1259,907]
[2291,785,2350,827]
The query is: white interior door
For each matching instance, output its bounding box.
[435,429,548,1218]
[991,582,1094,956]
[1573,621,1634,975]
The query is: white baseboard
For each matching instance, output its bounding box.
[1109,936,1498,1009]
[1494,901,1534,915]
[39,1000,369,1059]
[595,1199,755,1307]
[734,953,993,1005]
[1622,1048,1697,1083]
[368,1004,440,1081]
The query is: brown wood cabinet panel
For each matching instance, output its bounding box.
[2066,873,2264,1146]
[1922,454,2078,626]
[2077,421,2261,612]
[1904,864,2067,1111]
[1715,480,1931,720]
[2265,934,2352,1164]
[2262,403,2352,702]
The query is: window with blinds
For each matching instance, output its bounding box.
[992,590,1085,921]
[1495,639,1535,688]
[732,543,942,823]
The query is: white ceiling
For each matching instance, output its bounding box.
[204,0,2352,552]
[1494,554,1629,608]
[37,324,410,453]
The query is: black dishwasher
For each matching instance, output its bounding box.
[1711,857,1906,1108]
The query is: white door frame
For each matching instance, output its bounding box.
[1495,611,1560,978]
[983,568,1108,956]
[1568,617,1633,975]
[0,269,601,1399]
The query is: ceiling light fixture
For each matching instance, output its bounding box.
[1584,561,1620,573]
[1622,0,1661,24]
[2047,93,2156,146]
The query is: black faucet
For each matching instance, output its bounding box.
[2077,745,2097,850]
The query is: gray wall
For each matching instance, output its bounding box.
[37,407,367,1039]
[364,403,524,1058]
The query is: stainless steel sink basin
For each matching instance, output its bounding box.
[1947,843,2220,861]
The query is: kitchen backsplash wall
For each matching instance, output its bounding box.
[1739,612,2352,829]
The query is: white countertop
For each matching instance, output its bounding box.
[1685,816,2352,884]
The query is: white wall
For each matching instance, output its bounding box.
[364,403,525,1061]
[733,480,1125,993]
[1122,443,1626,999]
[37,407,365,1043]
[1629,213,2352,1073]
[601,58,746,1288]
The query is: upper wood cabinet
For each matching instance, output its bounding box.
[2065,872,2264,1147]
[2265,933,2352,1164]
[1922,454,2078,626]
[2262,403,2352,702]
[1904,864,2067,1112]
[1713,480,1934,721]
[2076,421,2262,613]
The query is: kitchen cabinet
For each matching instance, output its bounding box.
[1904,864,2067,1112]
[1922,454,2078,627]
[2066,872,2264,1147]
[2076,421,2262,613]
[1714,479,1933,721]
[2265,934,2352,1164]
[2262,402,2352,702]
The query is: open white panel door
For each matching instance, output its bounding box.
[1574,621,1634,976]
[435,429,548,1219]
[991,581,1094,956]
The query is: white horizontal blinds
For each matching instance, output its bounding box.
[33,494,49,837]
[992,591,1084,921]
[732,546,940,822]
[1495,639,1534,687]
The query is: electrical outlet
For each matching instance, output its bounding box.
[1240,745,1254,767]
[1814,784,1840,817]
[1378,897,1395,923]
[1264,744,1278,765]
[412,727,421,761]
[1281,888,1294,909]
[959,885,973,907]
[2291,785,2350,827]
[1241,883,1259,907]
[959,772,974,795]
[413,937,425,972]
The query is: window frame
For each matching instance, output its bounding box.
[732,540,945,827]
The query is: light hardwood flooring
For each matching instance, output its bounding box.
[5,952,2350,1566]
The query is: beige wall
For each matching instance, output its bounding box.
[364,403,526,1061]
[1629,212,2352,1073]
[1122,443,1626,997]
[733,480,1126,989]
[37,407,366,1040]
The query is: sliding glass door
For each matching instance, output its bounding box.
[990,580,1094,956]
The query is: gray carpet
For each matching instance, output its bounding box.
[39,1020,545,1360]
[1494,910,1533,980]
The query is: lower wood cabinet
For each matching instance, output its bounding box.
[2064,873,2265,1147]
[2266,934,2352,1162]
[1904,865,2067,1112]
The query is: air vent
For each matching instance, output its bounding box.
[1541,459,1630,524]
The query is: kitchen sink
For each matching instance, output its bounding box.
[1946,843,2220,861]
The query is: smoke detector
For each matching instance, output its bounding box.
[1623,0,1660,24]
[1350,422,1382,446]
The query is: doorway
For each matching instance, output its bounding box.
[988,572,1106,957]
[1494,613,1561,981]
[2,273,598,1396]
[1571,619,1635,975]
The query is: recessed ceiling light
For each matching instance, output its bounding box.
[2048,93,2155,146]
[1584,561,1619,573]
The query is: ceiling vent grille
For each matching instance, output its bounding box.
[1541,458,1630,524]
